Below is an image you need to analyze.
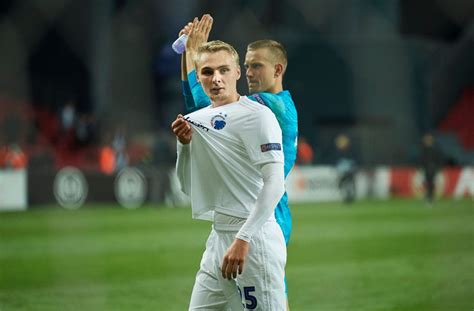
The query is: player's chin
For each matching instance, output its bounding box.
[210,94,224,102]
[248,84,261,94]
[248,86,257,94]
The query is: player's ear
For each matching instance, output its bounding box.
[196,66,201,82]
[236,65,241,80]
[274,63,284,78]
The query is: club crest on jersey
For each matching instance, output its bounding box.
[211,113,227,130]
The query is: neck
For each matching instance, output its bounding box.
[268,84,283,94]
[265,80,283,94]
[211,93,240,108]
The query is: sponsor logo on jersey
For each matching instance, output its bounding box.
[211,113,227,130]
[185,116,209,131]
[260,143,282,152]
[252,94,266,106]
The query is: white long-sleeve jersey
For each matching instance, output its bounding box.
[176,96,284,224]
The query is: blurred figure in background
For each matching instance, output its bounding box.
[296,137,314,165]
[112,125,129,172]
[0,143,28,170]
[99,141,116,175]
[98,126,130,175]
[60,99,76,132]
[75,113,97,146]
[335,134,356,203]
[420,133,443,205]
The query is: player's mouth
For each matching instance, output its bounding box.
[210,87,224,94]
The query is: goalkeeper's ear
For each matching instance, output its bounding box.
[274,63,284,78]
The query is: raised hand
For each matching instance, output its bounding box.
[186,14,213,53]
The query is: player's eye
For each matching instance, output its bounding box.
[201,69,213,76]
[220,68,230,74]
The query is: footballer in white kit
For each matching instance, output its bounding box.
[176,95,287,310]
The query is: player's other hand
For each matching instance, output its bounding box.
[179,21,193,37]
[221,238,249,280]
[186,14,213,53]
[171,114,192,144]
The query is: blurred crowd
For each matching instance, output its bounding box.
[1,0,473,175]
[0,96,176,174]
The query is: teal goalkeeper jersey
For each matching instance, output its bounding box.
[182,70,298,244]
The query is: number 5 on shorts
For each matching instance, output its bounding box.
[238,286,257,309]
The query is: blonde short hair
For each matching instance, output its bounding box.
[196,40,240,67]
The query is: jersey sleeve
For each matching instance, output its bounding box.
[240,107,284,166]
[183,70,211,113]
[181,80,197,113]
[176,141,191,195]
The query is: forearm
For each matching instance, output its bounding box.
[188,70,211,109]
[236,162,285,242]
[181,80,197,113]
[181,53,187,81]
[176,141,191,194]
[186,48,196,76]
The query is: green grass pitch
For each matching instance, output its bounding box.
[1,199,473,310]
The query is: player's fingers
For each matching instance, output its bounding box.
[176,124,190,138]
[231,258,240,279]
[204,14,212,31]
[184,25,191,34]
[171,118,184,130]
[223,260,230,279]
[203,15,213,36]
[180,23,192,36]
[223,257,234,280]
[197,15,205,32]
[226,260,236,280]
[172,121,187,135]
[199,14,211,32]
[184,129,193,141]
[232,262,238,279]
[221,258,229,279]
[187,24,194,35]
[178,126,191,139]
[171,120,180,131]
[192,17,199,33]
[172,114,184,124]
[238,259,244,275]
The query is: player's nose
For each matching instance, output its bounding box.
[212,73,222,84]
[246,68,253,77]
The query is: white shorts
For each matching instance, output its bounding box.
[189,220,287,310]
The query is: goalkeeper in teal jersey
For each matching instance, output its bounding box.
[179,16,298,246]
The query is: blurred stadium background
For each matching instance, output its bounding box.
[0,0,473,310]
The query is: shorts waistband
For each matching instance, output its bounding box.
[213,211,246,232]
[212,223,243,232]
